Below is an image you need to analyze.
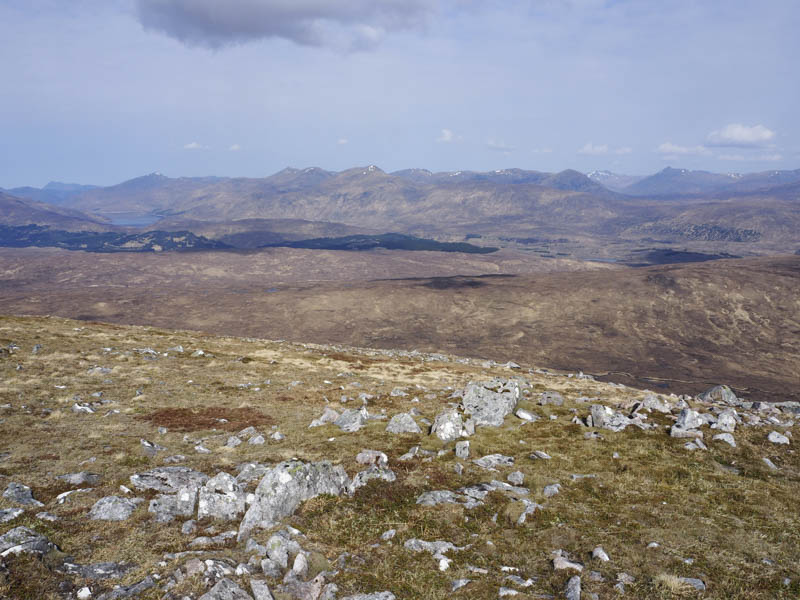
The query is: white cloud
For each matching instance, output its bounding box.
[183,141,208,150]
[135,0,433,50]
[487,139,514,153]
[719,152,783,162]
[436,128,455,143]
[578,142,632,156]
[656,142,711,156]
[578,142,608,155]
[337,137,349,145]
[228,143,241,151]
[532,147,553,154]
[707,123,776,148]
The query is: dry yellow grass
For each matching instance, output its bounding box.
[1,315,798,599]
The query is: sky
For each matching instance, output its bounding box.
[1,0,799,188]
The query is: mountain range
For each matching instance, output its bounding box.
[2,165,799,256]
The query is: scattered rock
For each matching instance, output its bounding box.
[462,379,520,427]
[339,593,395,600]
[149,487,198,522]
[63,561,135,580]
[2,482,44,507]
[713,433,737,447]
[130,466,208,494]
[698,385,737,405]
[539,391,564,406]
[473,454,514,471]
[591,547,609,562]
[356,450,388,467]
[763,457,779,470]
[565,575,581,600]
[455,441,470,459]
[543,483,561,498]
[430,409,464,442]
[385,413,422,434]
[335,408,369,433]
[675,408,704,430]
[711,409,738,433]
[507,471,524,486]
[88,496,141,521]
[238,460,349,541]
[552,549,583,572]
[198,578,254,600]
[0,526,57,557]
[514,409,538,422]
[0,508,24,524]
[530,450,551,460]
[350,466,396,493]
[768,431,790,445]
[680,577,706,591]
[309,407,340,428]
[56,472,102,487]
[642,394,671,413]
[198,472,247,521]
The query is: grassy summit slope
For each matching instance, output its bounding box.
[0,316,798,599]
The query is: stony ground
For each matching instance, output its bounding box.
[0,315,798,600]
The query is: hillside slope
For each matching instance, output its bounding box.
[0,316,798,599]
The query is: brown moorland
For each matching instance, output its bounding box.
[0,247,797,403]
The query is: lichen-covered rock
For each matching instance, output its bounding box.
[2,482,43,507]
[335,408,368,432]
[0,508,24,524]
[149,486,198,522]
[56,472,102,487]
[711,409,738,433]
[539,391,564,406]
[473,454,514,471]
[430,409,463,442]
[768,431,790,445]
[88,496,141,521]
[675,408,704,430]
[698,385,737,405]
[197,472,247,521]
[385,413,421,434]
[0,526,57,557]
[130,466,208,494]
[349,466,396,493]
[642,394,671,414]
[309,407,340,428]
[198,578,254,600]
[461,379,520,427]
[238,460,349,541]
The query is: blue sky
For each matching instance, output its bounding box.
[1,0,798,187]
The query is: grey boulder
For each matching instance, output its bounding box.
[461,379,520,427]
[238,460,349,541]
[56,472,102,487]
[3,482,43,507]
[0,526,57,557]
[149,487,198,522]
[430,409,463,442]
[198,472,247,521]
[385,413,422,434]
[335,408,368,432]
[350,466,396,493]
[698,385,737,405]
[198,578,254,600]
[88,496,141,521]
[130,466,208,494]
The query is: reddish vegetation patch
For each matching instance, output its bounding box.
[141,407,274,432]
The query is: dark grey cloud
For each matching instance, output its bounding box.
[135,0,435,49]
